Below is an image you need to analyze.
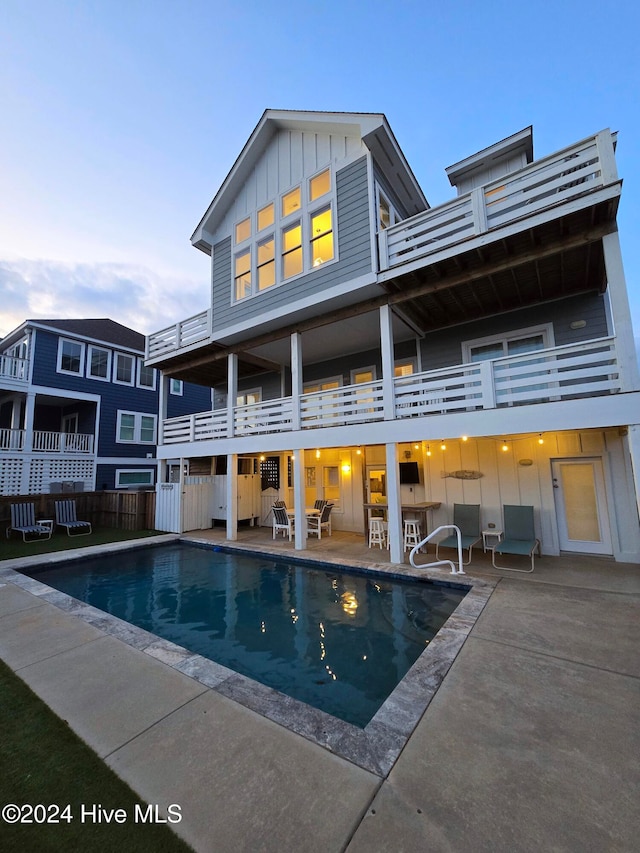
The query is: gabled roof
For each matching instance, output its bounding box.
[191,109,429,253]
[2,318,145,352]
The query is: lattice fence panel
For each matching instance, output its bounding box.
[0,458,24,496]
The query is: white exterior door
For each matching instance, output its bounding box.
[552,458,612,554]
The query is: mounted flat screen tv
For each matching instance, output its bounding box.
[399,461,420,484]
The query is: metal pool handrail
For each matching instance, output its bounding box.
[409,525,465,575]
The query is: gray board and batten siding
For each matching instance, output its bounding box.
[210,157,373,335]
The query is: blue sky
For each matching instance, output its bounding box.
[1,0,639,351]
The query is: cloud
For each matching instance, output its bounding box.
[0,257,209,339]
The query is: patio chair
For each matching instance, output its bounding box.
[272,505,295,541]
[492,505,540,573]
[6,503,53,542]
[54,500,92,537]
[273,500,287,509]
[308,503,333,539]
[435,504,482,566]
[313,499,328,511]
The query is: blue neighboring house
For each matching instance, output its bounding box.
[0,318,212,495]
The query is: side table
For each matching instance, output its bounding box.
[482,529,503,553]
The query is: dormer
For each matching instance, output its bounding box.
[445,126,533,195]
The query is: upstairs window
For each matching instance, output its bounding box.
[116,411,157,444]
[137,360,156,389]
[232,167,336,302]
[170,379,183,395]
[377,187,402,231]
[87,345,111,381]
[114,353,134,385]
[57,339,84,375]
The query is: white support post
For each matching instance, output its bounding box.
[470,186,489,234]
[602,232,640,391]
[627,425,640,524]
[293,448,307,550]
[227,354,238,437]
[158,374,169,446]
[595,130,618,185]
[386,441,402,564]
[226,453,238,540]
[22,392,35,453]
[380,305,395,420]
[291,333,303,431]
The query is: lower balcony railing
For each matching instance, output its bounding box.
[160,337,621,446]
[0,430,95,453]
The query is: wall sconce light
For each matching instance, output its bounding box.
[341,462,351,474]
[440,441,447,451]
[502,441,509,452]
[461,435,468,442]
[356,447,362,455]
[315,449,321,459]
[537,434,544,445]
[426,445,432,457]
[259,454,265,462]
[414,443,420,450]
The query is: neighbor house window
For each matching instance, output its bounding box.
[235,249,252,300]
[116,411,157,444]
[114,352,134,385]
[235,217,251,244]
[257,237,275,291]
[170,379,183,395]
[310,168,331,201]
[137,360,156,389]
[115,469,155,488]
[394,361,415,377]
[57,339,84,375]
[282,187,301,218]
[87,345,110,381]
[257,203,274,231]
[376,187,402,231]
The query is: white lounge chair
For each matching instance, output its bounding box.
[54,500,92,537]
[6,503,53,542]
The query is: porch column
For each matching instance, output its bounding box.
[158,373,169,446]
[380,305,395,420]
[22,391,35,453]
[602,231,640,391]
[227,354,238,437]
[293,448,307,550]
[226,453,238,540]
[291,333,302,431]
[385,442,402,564]
[627,425,640,521]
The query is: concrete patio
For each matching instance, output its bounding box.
[0,528,638,852]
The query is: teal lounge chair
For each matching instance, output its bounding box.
[435,503,482,565]
[492,505,540,573]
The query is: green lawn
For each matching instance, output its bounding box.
[0,659,192,852]
[1,528,165,561]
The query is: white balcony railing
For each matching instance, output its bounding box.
[0,430,95,453]
[159,337,621,446]
[0,354,29,382]
[379,130,615,271]
[146,310,210,360]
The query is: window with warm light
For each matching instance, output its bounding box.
[310,207,333,266]
[235,217,251,244]
[235,250,252,300]
[394,361,415,377]
[232,167,336,302]
[282,222,303,279]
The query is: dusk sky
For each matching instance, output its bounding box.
[2,1,639,352]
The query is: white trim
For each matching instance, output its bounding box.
[86,344,112,382]
[113,351,135,386]
[56,337,85,376]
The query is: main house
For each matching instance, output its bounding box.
[145,110,640,565]
[0,318,212,495]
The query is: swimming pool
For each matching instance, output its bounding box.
[25,542,466,728]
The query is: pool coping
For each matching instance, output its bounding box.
[1,534,497,778]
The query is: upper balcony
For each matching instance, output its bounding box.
[0,354,29,388]
[159,336,622,448]
[146,130,621,383]
[0,430,95,454]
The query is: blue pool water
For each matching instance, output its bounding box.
[28,543,466,727]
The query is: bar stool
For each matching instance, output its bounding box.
[369,517,387,549]
[403,518,422,552]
